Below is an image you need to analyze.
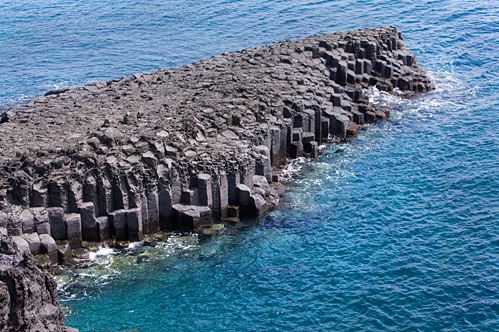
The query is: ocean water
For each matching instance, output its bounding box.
[1,0,498,331]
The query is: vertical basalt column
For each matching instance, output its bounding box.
[314,109,323,142]
[210,172,224,220]
[30,181,48,207]
[47,179,64,208]
[131,172,147,211]
[240,160,255,189]
[197,173,213,208]
[96,173,113,216]
[65,213,82,248]
[32,208,50,235]
[270,126,282,167]
[126,208,143,242]
[146,183,160,234]
[111,175,125,211]
[303,112,311,133]
[140,190,149,234]
[331,114,348,140]
[302,132,316,156]
[351,106,365,125]
[293,113,303,129]
[121,174,133,210]
[19,209,35,234]
[218,170,229,218]
[210,173,220,219]
[158,182,173,230]
[255,146,272,182]
[304,109,316,136]
[180,188,198,206]
[83,175,99,213]
[323,109,348,140]
[156,164,174,230]
[289,127,304,159]
[280,124,291,160]
[109,210,127,241]
[47,207,67,240]
[78,202,99,242]
[65,181,82,214]
[170,170,182,207]
[227,170,240,205]
[96,216,110,240]
[321,117,330,141]
[261,127,273,153]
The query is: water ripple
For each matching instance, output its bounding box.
[1,0,498,331]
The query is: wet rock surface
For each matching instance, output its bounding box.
[0,26,433,253]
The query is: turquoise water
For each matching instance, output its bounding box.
[2,0,498,331]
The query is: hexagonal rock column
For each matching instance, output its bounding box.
[172,204,212,232]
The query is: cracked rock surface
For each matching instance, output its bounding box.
[0,233,74,331]
[0,26,433,251]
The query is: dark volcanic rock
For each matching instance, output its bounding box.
[0,233,74,331]
[0,26,434,245]
[0,27,448,332]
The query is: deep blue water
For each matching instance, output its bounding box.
[2,0,499,331]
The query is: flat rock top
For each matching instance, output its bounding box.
[0,27,421,166]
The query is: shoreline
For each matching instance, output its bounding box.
[0,26,434,331]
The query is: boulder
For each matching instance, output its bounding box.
[253,175,271,196]
[11,236,30,254]
[32,208,51,235]
[39,234,58,264]
[21,232,42,255]
[236,184,252,206]
[172,204,212,231]
[249,194,267,216]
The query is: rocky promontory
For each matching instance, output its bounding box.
[0,27,433,330]
[0,26,434,255]
[0,26,433,258]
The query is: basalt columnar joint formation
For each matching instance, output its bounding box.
[0,27,433,269]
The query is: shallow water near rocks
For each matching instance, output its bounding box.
[1,0,498,331]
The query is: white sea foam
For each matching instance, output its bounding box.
[280,157,310,182]
[127,241,142,250]
[366,68,469,122]
[56,233,201,297]
[88,246,116,261]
